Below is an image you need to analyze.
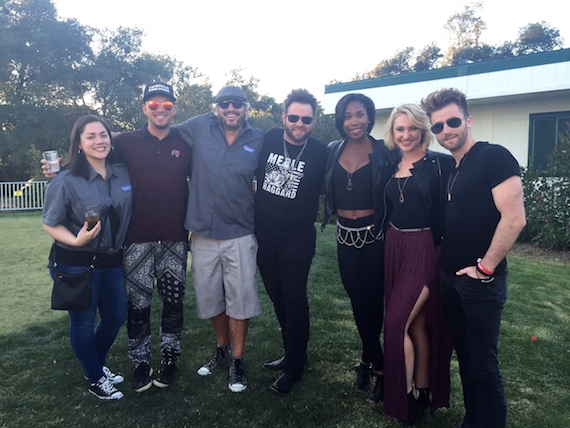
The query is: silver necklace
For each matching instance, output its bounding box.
[346,162,364,191]
[447,171,459,201]
[283,138,307,183]
[346,171,354,191]
[447,149,470,201]
[397,176,411,203]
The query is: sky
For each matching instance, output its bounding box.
[53,0,569,103]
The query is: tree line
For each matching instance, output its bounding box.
[0,0,564,181]
[355,1,563,79]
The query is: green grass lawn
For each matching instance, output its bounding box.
[1,212,569,427]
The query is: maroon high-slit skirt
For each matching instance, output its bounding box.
[383,225,452,419]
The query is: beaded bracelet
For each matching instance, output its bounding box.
[476,258,494,276]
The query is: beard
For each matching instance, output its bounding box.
[453,125,469,151]
[284,126,310,144]
[220,113,246,131]
[440,124,468,152]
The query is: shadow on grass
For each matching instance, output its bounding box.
[0,278,465,428]
[1,215,568,427]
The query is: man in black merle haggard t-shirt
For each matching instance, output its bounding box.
[254,89,327,395]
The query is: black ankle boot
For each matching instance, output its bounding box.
[407,390,420,425]
[416,387,431,418]
[353,362,372,392]
[367,373,384,403]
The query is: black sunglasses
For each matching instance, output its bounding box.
[287,114,314,125]
[430,116,468,134]
[218,99,244,109]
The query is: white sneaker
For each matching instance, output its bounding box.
[88,376,124,400]
[103,366,124,384]
[197,345,232,376]
[228,358,248,393]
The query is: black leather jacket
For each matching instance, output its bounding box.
[322,135,395,234]
[384,149,454,246]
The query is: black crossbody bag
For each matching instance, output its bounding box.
[51,214,108,311]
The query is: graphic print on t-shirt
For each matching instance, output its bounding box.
[261,151,305,199]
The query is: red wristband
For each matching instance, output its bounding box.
[476,258,494,276]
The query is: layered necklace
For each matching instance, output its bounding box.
[282,138,307,184]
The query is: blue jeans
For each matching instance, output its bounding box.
[440,269,508,428]
[50,263,127,383]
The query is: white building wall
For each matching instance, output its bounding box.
[324,60,570,114]
[368,91,570,167]
[325,54,570,168]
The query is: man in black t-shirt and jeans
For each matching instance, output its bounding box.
[254,89,326,394]
[421,88,526,428]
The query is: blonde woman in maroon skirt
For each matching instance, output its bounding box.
[382,104,453,424]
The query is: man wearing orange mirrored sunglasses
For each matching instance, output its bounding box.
[115,82,192,393]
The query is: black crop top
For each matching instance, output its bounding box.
[333,161,373,210]
[386,175,431,229]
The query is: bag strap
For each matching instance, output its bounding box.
[52,211,108,270]
[89,212,108,269]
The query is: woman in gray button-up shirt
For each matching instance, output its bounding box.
[43,115,132,401]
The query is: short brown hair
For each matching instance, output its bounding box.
[284,88,317,114]
[420,88,470,118]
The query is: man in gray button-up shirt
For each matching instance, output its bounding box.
[174,86,263,393]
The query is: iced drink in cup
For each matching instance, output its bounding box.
[42,150,60,173]
[85,205,100,231]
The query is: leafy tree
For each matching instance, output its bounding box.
[0,0,93,105]
[413,43,442,72]
[492,41,516,60]
[359,2,563,78]
[174,81,214,123]
[443,1,486,65]
[0,0,211,180]
[0,104,94,180]
[370,47,414,78]
[87,27,197,130]
[446,43,498,66]
[0,0,95,180]
[313,107,338,145]
[223,69,282,131]
[514,21,564,55]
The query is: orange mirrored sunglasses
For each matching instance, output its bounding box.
[146,100,174,111]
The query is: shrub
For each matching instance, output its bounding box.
[520,129,570,250]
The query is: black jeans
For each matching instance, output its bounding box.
[257,236,315,379]
[440,269,508,428]
[337,236,385,370]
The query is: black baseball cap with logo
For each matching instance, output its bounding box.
[142,82,176,102]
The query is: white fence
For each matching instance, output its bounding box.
[0,180,47,211]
